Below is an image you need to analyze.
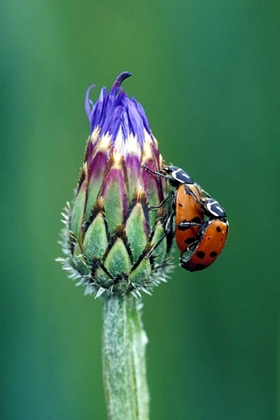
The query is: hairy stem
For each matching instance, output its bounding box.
[102,295,149,420]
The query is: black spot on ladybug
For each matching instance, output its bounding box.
[179,203,183,207]
[210,251,217,258]
[185,237,195,245]
[192,216,201,223]
[216,226,221,232]
[196,251,205,259]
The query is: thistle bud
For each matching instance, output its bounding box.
[57,72,173,297]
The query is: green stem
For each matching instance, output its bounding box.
[102,295,149,420]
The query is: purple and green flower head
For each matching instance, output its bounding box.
[57,72,173,297]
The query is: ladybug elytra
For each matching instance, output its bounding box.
[179,197,229,271]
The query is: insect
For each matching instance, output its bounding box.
[179,197,229,271]
[143,165,203,251]
[143,165,229,271]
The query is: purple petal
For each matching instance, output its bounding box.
[85,84,96,120]
[85,73,154,149]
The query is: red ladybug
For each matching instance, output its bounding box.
[143,165,229,271]
[143,165,204,253]
[179,197,229,271]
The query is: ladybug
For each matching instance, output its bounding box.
[143,164,229,272]
[143,165,205,253]
[179,197,229,272]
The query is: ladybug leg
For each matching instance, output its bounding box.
[184,186,211,215]
[177,220,202,230]
[146,212,174,259]
[148,191,174,210]
[179,243,198,269]
[179,253,191,269]
[201,189,211,198]
[184,185,203,203]
[142,164,170,180]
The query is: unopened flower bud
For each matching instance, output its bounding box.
[57,72,173,297]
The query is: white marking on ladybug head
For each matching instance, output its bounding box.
[173,168,193,184]
[205,199,225,218]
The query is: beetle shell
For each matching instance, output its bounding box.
[184,219,229,272]
[175,184,204,253]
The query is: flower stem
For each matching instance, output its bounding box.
[102,295,149,420]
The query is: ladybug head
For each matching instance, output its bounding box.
[163,166,194,186]
[163,165,178,174]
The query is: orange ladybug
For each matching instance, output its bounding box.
[143,165,229,272]
[180,212,229,272]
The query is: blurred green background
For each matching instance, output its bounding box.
[1,0,280,419]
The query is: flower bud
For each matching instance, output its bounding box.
[57,72,173,297]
